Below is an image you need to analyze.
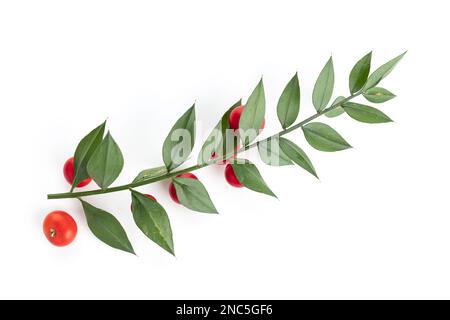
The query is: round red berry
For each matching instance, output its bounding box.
[144,194,157,202]
[225,164,243,188]
[43,210,77,247]
[131,194,157,211]
[169,173,198,204]
[229,105,244,131]
[63,157,92,188]
[228,105,265,132]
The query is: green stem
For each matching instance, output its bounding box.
[47,92,360,200]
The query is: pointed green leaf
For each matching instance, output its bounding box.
[197,100,241,164]
[173,177,218,213]
[131,190,174,255]
[325,96,346,118]
[257,137,292,166]
[133,166,167,183]
[239,79,265,146]
[87,132,124,189]
[80,199,134,255]
[278,137,317,178]
[343,102,393,123]
[312,57,334,112]
[72,121,106,191]
[363,87,396,103]
[363,51,407,90]
[277,73,300,129]
[349,52,372,94]
[231,160,276,197]
[162,105,196,171]
[302,122,351,152]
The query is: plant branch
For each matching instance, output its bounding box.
[47,92,360,200]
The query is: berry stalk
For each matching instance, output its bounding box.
[47,92,360,200]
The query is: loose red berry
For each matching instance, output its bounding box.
[43,210,77,247]
[169,173,198,204]
[63,157,92,188]
[130,194,157,211]
[228,105,265,132]
[225,164,243,188]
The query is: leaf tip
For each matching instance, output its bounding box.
[269,191,278,199]
[210,207,219,214]
[257,76,264,87]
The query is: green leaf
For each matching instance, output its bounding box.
[363,51,407,90]
[173,177,218,213]
[312,57,334,112]
[72,121,106,191]
[197,100,241,164]
[278,137,317,178]
[325,96,346,118]
[257,137,292,166]
[277,73,300,129]
[80,199,134,255]
[343,102,393,124]
[133,166,167,183]
[302,122,351,152]
[239,79,265,146]
[87,132,124,189]
[349,52,372,94]
[131,190,175,255]
[162,105,196,171]
[363,87,396,103]
[231,160,276,197]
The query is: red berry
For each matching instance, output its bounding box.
[229,105,244,131]
[169,173,198,204]
[63,157,92,188]
[145,194,157,202]
[228,105,265,132]
[225,164,243,188]
[43,211,77,247]
[131,194,157,211]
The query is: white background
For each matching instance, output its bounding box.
[0,0,449,299]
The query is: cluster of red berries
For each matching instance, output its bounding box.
[224,104,265,187]
[43,105,264,247]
